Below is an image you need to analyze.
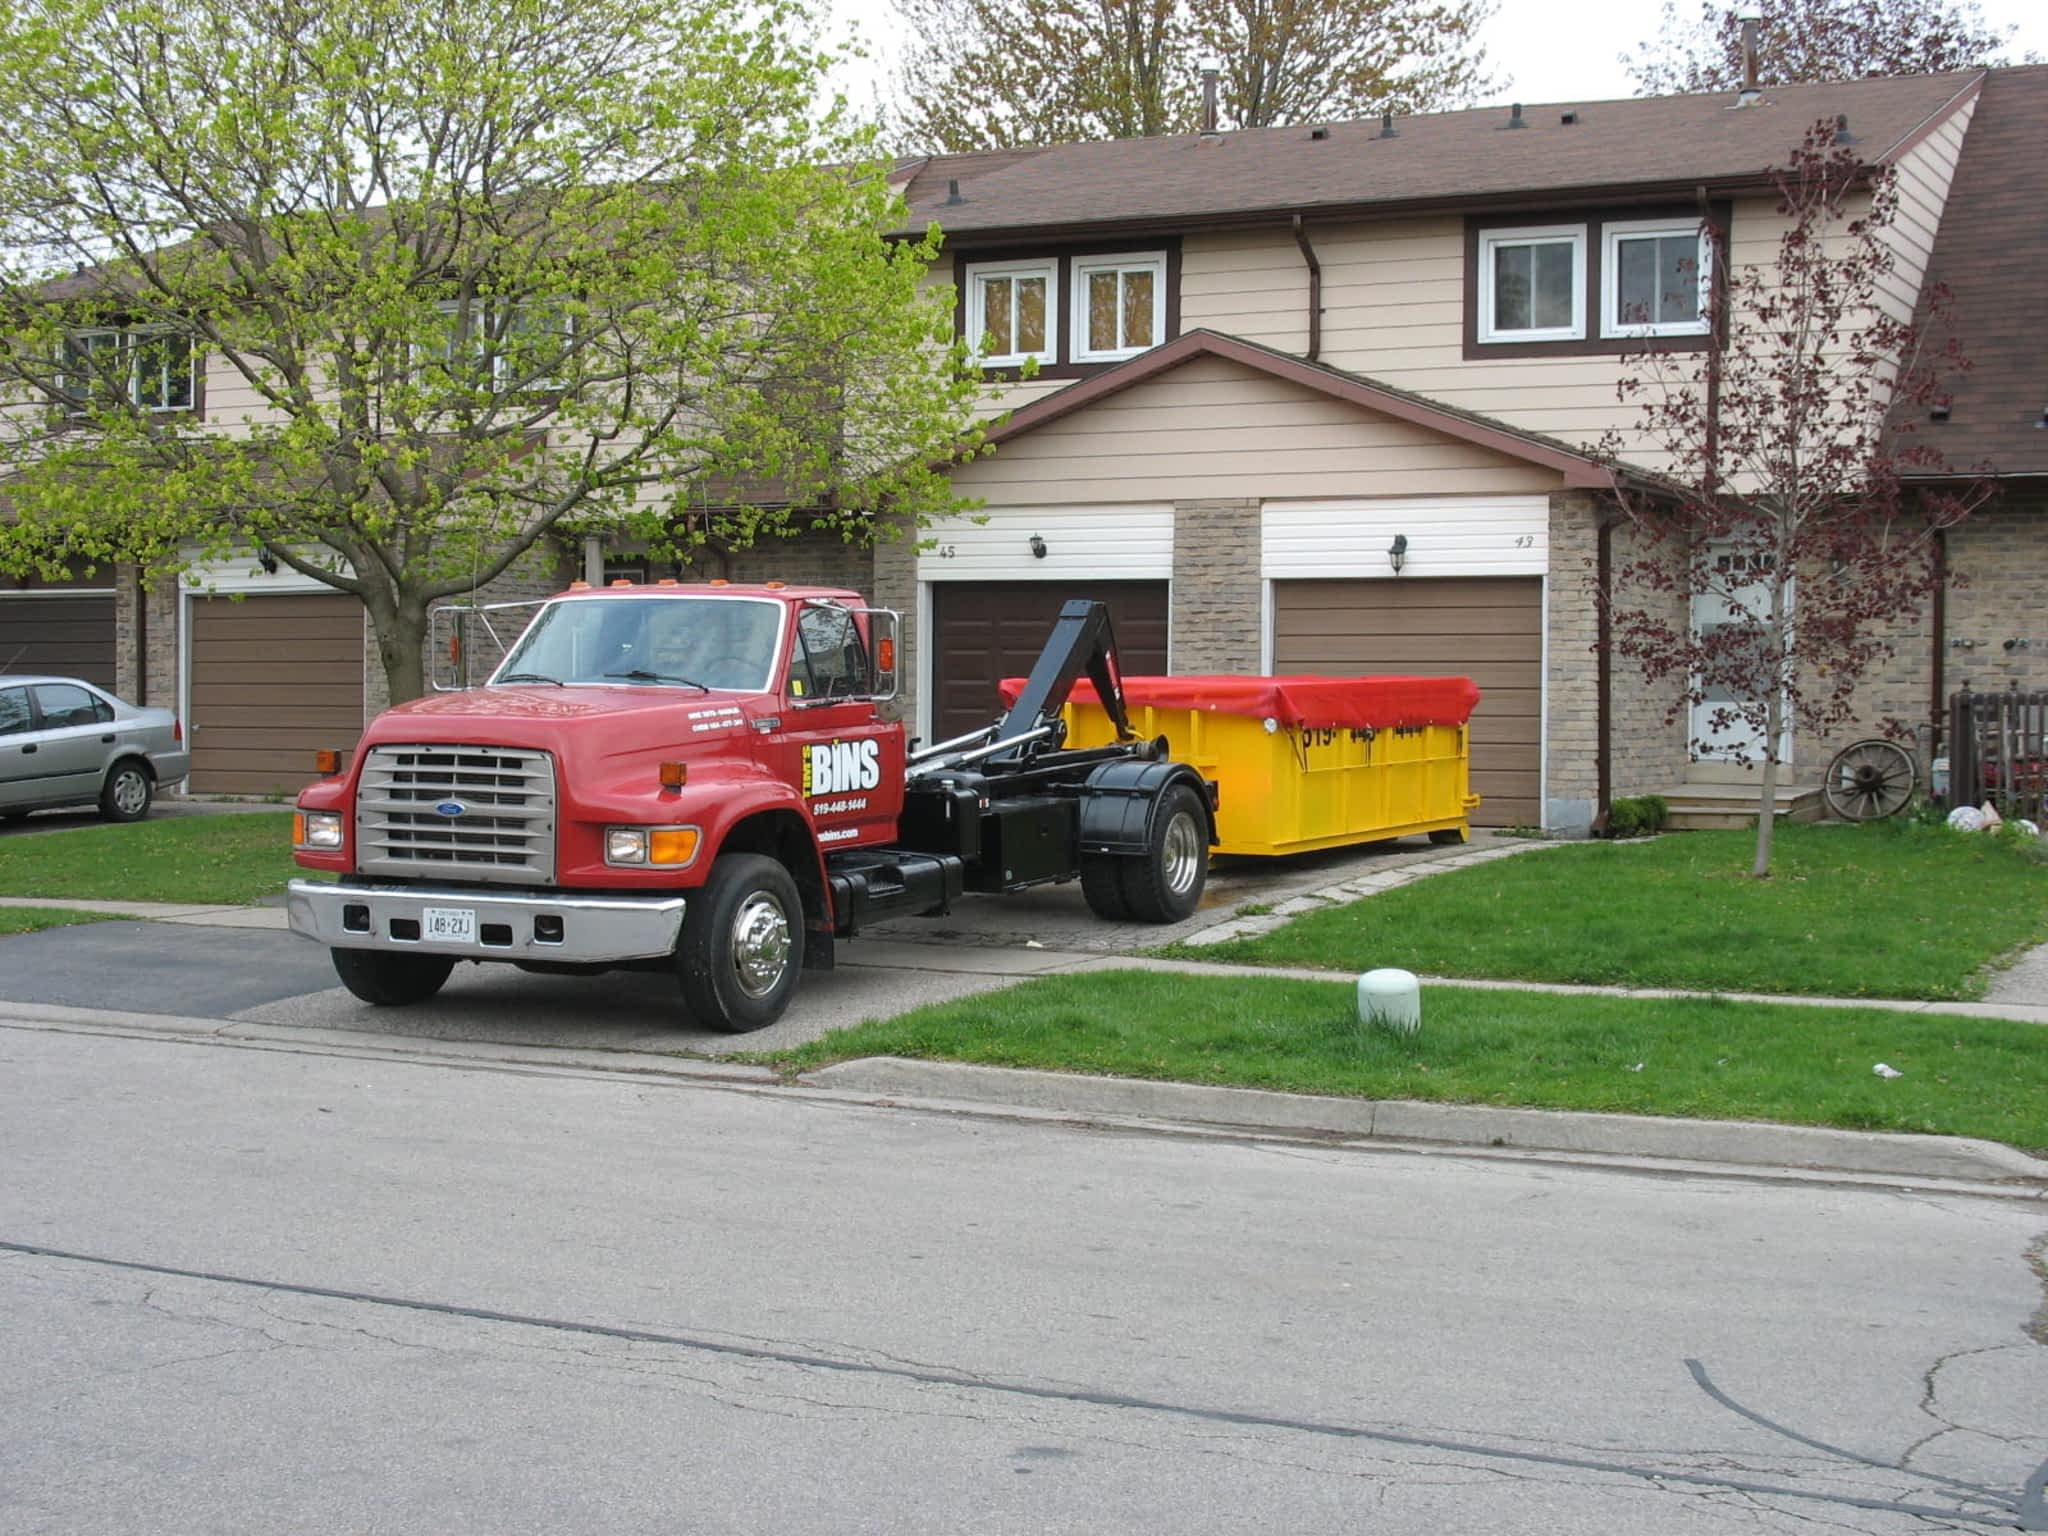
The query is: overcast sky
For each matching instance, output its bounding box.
[822,0,2048,119]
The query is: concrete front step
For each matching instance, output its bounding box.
[1657,781,1827,831]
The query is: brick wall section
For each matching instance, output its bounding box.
[1171,499,1261,673]
[1942,495,2048,699]
[869,517,919,727]
[1806,543,1939,770]
[1544,493,1600,822]
[1606,517,1693,797]
[112,565,182,712]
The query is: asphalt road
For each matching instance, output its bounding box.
[3,1018,2043,1535]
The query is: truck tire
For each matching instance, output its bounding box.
[331,947,455,1006]
[1079,856,1133,920]
[1119,782,1209,923]
[677,853,804,1032]
[98,760,153,823]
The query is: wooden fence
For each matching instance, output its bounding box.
[1948,686,2048,820]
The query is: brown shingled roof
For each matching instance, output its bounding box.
[898,72,1983,241]
[1910,65,2048,479]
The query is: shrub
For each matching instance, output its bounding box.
[1606,794,1670,839]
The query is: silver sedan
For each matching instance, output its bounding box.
[0,675,191,823]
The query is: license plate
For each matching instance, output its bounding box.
[422,906,477,944]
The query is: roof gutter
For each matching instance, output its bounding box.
[1291,215,1322,363]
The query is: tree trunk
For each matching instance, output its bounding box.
[365,593,431,707]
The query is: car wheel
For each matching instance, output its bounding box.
[331,947,456,1006]
[98,760,154,823]
[1119,783,1210,923]
[677,853,804,1033]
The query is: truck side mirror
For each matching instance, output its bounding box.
[862,608,900,702]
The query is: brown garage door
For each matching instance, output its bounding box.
[1,568,118,691]
[930,581,1169,744]
[189,594,366,795]
[1273,577,1542,828]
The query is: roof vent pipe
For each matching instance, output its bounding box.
[1833,111,1856,144]
[1505,102,1525,129]
[945,178,963,204]
[1736,10,1763,106]
[1199,57,1222,138]
[1377,111,1398,139]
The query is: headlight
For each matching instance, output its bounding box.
[295,811,343,851]
[605,825,701,868]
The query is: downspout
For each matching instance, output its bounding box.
[1291,214,1322,362]
[1597,511,1614,825]
[135,569,148,707]
[1696,187,1723,499]
[1930,524,1947,750]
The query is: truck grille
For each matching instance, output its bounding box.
[355,744,557,884]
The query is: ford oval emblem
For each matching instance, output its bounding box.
[435,799,468,818]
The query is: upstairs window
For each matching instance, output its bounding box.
[1602,219,1711,338]
[432,299,573,390]
[1477,226,1586,343]
[62,327,197,415]
[965,258,1057,368]
[1072,252,1165,363]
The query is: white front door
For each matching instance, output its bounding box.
[1689,546,1789,764]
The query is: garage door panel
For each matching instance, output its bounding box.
[190,595,365,795]
[931,581,1168,744]
[0,595,117,691]
[1274,576,1542,829]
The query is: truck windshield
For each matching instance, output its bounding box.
[492,596,783,691]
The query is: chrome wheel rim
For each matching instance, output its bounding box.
[112,770,148,815]
[1162,810,1203,896]
[730,891,792,999]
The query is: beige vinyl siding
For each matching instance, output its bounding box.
[1872,91,1977,326]
[949,353,1563,504]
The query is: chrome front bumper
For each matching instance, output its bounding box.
[287,879,686,965]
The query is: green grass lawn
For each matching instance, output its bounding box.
[0,906,117,934]
[1172,822,2048,1001]
[0,813,302,905]
[769,970,2048,1151]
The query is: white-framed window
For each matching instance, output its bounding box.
[61,327,197,415]
[1477,225,1586,343]
[964,258,1057,368]
[1601,218,1711,338]
[1071,251,1166,363]
[432,299,573,389]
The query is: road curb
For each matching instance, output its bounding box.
[804,1057,2048,1186]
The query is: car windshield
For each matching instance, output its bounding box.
[493,596,783,691]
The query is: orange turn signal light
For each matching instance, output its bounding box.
[314,749,340,775]
[649,827,700,865]
[659,761,687,790]
[877,637,895,671]
[292,812,306,845]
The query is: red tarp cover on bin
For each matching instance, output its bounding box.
[997,674,1481,729]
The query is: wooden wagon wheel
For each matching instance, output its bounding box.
[1821,738,1916,821]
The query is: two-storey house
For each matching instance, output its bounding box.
[855,65,2046,834]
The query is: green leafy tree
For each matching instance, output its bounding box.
[888,0,1493,153]
[1623,0,2017,96]
[0,0,983,702]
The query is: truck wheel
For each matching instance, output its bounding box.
[1079,857,1133,920]
[1120,783,1209,923]
[98,760,153,823]
[331,947,455,1006]
[677,854,804,1033]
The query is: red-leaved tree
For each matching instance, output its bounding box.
[1601,119,1987,877]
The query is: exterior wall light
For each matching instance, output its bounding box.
[1029,533,1048,559]
[1388,533,1408,573]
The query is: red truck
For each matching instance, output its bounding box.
[288,582,1216,1031]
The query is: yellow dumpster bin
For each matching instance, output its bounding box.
[1003,674,1482,856]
